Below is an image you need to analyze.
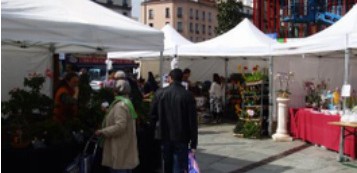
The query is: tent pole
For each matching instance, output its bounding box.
[338,35,350,162]
[342,48,350,113]
[268,56,274,136]
[224,58,229,82]
[159,51,164,87]
[343,34,350,114]
[49,44,56,98]
[224,58,229,119]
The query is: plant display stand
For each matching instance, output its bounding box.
[272,97,293,142]
[234,80,269,138]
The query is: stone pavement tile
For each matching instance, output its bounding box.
[209,159,248,173]
[245,163,295,173]
[197,124,357,173]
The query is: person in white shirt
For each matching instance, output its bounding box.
[209,73,224,123]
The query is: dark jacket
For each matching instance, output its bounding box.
[150,82,198,149]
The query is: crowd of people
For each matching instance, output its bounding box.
[53,66,228,173]
[54,67,201,173]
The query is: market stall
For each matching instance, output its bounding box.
[1,0,164,101]
[273,5,357,159]
[2,0,164,172]
[272,5,357,108]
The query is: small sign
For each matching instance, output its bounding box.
[341,84,351,97]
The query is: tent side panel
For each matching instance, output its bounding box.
[1,47,52,101]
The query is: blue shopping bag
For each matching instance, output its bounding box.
[188,150,200,173]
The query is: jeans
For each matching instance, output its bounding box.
[162,141,189,173]
[109,168,132,173]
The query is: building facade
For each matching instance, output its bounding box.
[93,0,132,17]
[141,0,218,42]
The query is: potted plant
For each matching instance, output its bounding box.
[275,72,294,98]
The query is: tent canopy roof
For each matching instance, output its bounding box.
[108,24,193,59]
[1,0,164,53]
[178,18,275,57]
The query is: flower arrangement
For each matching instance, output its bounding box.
[243,65,267,83]
[304,80,329,108]
[275,72,294,98]
[247,109,255,117]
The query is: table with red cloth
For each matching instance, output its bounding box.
[289,108,357,159]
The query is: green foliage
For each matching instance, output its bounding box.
[234,120,261,138]
[215,0,244,35]
[244,72,267,83]
[242,121,261,138]
[233,119,245,134]
[2,74,53,123]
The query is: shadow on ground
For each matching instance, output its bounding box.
[196,151,293,173]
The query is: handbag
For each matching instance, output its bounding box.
[188,150,200,173]
[64,136,98,173]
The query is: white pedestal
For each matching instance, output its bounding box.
[272,97,293,142]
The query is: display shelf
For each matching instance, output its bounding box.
[238,79,269,138]
[239,117,261,122]
[245,80,268,86]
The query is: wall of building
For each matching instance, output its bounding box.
[141,0,218,42]
[93,0,132,17]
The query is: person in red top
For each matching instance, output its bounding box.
[53,72,79,123]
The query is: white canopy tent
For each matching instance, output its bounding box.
[272,5,357,112]
[108,24,193,59]
[178,18,274,57]
[1,0,164,53]
[1,0,164,100]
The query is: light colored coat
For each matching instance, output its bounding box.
[99,101,139,170]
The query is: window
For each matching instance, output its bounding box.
[190,8,193,19]
[202,11,205,21]
[123,0,128,7]
[149,23,153,27]
[208,25,212,35]
[189,23,193,33]
[177,7,183,18]
[190,37,193,41]
[149,9,154,19]
[196,37,199,42]
[202,24,206,34]
[165,8,170,18]
[195,10,199,20]
[195,23,199,34]
[177,22,183,32]
[208,12,212,21]
[123,12,128,16]
[166,22,170,25]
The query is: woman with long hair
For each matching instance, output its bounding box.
[209,73,224,123]
[143,72,158,97]
[53,72,79,123]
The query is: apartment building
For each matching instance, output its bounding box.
[93,0,132,17]
[141,0,218,42]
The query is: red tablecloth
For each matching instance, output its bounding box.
[289,108,356,159]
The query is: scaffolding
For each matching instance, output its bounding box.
[253,0,357,38]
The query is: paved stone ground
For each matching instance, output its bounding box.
[196,124,357,173]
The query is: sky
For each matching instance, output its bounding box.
[132,0,141,19]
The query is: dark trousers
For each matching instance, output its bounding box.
[162,141,188,173]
